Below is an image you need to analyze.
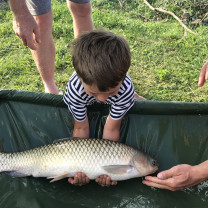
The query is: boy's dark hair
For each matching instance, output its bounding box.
[71,29,131,92]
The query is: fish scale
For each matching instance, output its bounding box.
[0,138,158,182]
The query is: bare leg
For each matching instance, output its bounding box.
[31,10,59,94]
[67,1,93,38]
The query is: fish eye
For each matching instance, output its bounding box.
[151,159,158,167]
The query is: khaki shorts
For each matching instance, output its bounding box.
[26,0,91,15]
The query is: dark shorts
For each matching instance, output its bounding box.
[26,0,91,15]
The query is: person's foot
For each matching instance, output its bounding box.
[134,92,146,100]
[44,81,59,94]
[58,90,64,95]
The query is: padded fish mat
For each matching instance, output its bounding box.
[0,89,208,208]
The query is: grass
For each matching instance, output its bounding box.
[1,0,208,102]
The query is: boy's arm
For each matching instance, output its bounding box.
[102,115,122,142]
[95,115,122,186]
[68,117,90,186]
[73,117,89,138]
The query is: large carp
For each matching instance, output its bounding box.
[0,138,158,182]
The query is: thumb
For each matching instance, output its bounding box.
[157,167,175,180]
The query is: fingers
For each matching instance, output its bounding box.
[33,25,41,44]
[15,31,38,50]
[95,175,110,187]
[68,173,118,187]
[143,168,184,191]
[142,179,178,191]
[156,168,175,180]
[95,175,117,187]
[143,175,177,191]
[144,176,172,186]
[13,18,40,50]
[23,35,37,50]
[144,166,178,186]
[68,172,90,186]
[68,173,117,187]
[198,61,208,87]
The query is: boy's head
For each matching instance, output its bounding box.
[71,29,131,93]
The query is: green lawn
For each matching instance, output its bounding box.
[1,0,208,102]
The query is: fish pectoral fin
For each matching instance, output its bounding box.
[102,165,134,174]
[47,172,70,183]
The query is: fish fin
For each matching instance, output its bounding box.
[102,165,134,174]
[53,137,73,144]
[7,171,29,178]
[47,172,70,183]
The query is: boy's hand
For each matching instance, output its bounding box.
[68,172,90,186]
[95,175,117,187]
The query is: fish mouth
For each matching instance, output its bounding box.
[147,166,159,176]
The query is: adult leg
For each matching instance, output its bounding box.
[31,10,59,94]
[67,1,93,38]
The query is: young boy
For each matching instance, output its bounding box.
[64,29,143,186]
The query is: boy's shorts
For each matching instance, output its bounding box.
[26,0,91,15]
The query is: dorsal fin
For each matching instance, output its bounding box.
[52,137,74,144]
[52,137,88,144]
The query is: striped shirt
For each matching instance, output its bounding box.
[64,72,135,122]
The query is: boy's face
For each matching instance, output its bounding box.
[82,81,122,102]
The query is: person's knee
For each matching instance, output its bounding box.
[68,2,92,18]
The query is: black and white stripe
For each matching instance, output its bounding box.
[64,72,135,122]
